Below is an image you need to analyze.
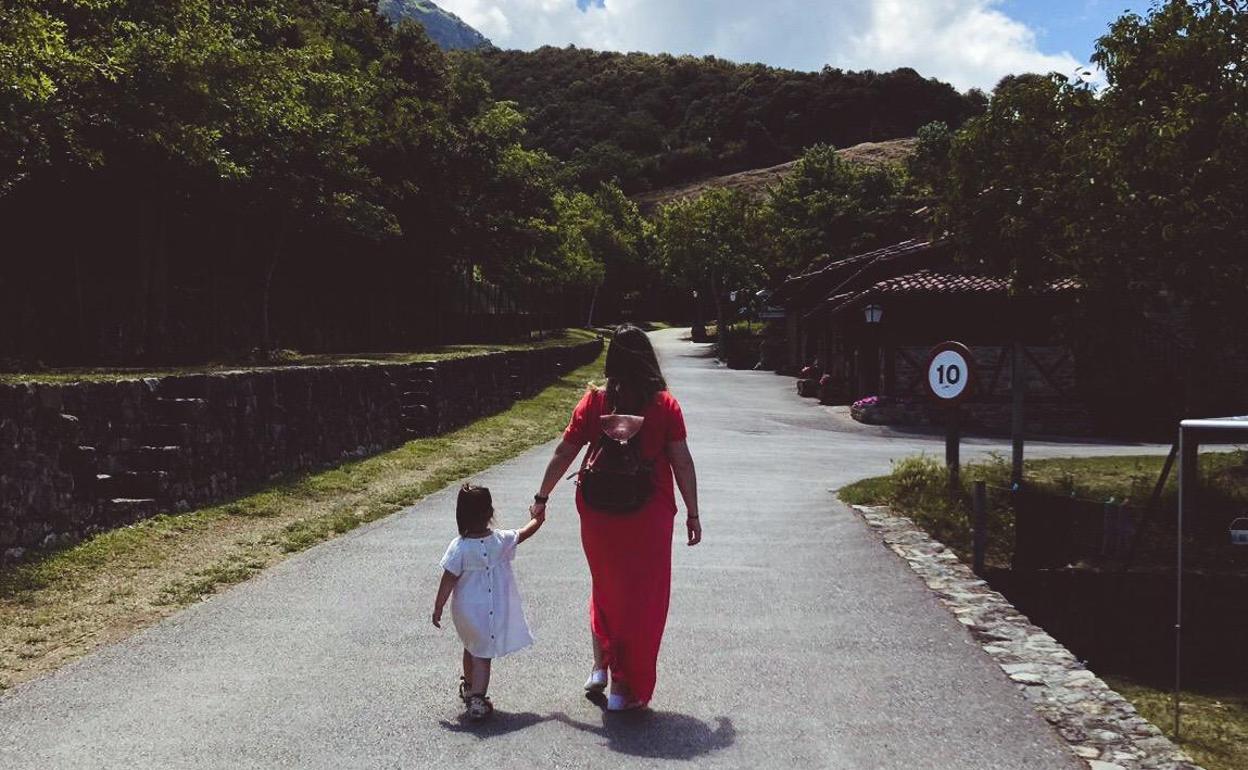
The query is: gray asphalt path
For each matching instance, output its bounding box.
[0,329,1167,769]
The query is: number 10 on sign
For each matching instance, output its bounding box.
[927,346,973,402]
[925,341,976,496]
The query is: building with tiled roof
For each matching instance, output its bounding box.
[778,240,1090,435]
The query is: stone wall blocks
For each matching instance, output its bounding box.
[853,504,1204,770]
[0,339,602,563]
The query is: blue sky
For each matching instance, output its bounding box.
[437,0,1156,91]
[1003,0,1152,62]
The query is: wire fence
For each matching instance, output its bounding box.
[977,482,1248,576]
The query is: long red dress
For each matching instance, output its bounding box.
[563,387,687,705]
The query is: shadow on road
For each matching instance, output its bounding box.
[551,709,736,760]
[438,710,548,738]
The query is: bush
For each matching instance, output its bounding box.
[886,455,972,554]
[889,455,946,509]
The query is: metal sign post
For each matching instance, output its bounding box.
[926,342,976,495]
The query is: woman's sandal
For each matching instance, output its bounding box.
[466,693,494,720]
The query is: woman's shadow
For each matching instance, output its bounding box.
[550,700,736,761]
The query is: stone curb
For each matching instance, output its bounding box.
[850,504,1204,770]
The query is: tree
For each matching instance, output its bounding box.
[906,121,953,200]
[1074,0,1248,306]
[761,144,914,279]
[933,0,1246,304]
[935,73,1095,288]
[655,189,765,332]
[549,183,649,325]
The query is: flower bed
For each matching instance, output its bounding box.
[850,395,925,425]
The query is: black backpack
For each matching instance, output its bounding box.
[572,408,654,514]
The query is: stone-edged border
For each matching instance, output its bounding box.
[851,504,1203,770]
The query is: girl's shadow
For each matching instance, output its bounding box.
[438,710,548,738]
[551,708,736,761]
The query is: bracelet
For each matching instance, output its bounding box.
[534,494,549,504]
[687,514,699,519]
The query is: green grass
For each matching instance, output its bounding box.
[1104,676,1248,770]
[841,454,1248,769]
[0,327,600,384]
[0,346,606,688]
[839,451,1248,569]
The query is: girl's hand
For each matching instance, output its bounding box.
[686,515,702,546]
[529,502,546,519]
[432,607,443,628]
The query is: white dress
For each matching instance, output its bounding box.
[440,530,534,659]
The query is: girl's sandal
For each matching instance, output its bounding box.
[466,694,494,720]
[457,676,468,702]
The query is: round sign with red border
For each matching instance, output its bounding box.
[925,341,975,403]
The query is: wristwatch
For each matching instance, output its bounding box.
[534,494,549,504]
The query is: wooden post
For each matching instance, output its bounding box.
[1011,340,1026,486]
[946,407,961,495]
[972,480,987,575]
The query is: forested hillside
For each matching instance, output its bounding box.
[466,47,985,191]
[377,0,491,50]
[0,0,592,366]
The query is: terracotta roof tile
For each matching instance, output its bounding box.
[871,271,1080,296]
[804,270,1081,319]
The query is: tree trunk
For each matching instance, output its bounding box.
[586,284,599,328]
[261,213,290,354]
[710,269,727,338]
[146,201,169,360]
[73,253,87,360]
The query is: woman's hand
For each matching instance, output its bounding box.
[686,515,702,546]
[529,502,547,519]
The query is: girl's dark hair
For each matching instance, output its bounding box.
[456,484,494,536]
[604,324,667,414]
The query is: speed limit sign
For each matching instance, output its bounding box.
[925,341,975,403]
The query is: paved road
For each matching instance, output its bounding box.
[0,329,1167,769]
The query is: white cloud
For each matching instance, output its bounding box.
[434,0,1088,91]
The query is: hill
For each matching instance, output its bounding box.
[378,0,491,51]
[632,138,918,212]
[466,46,983,193]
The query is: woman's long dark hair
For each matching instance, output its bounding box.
[604,324,667,414]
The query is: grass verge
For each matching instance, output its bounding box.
[0,328,600,384]
[1104,677,1248,770]
[839,451,1248,569]
[0,350,605,691]
[841,453,1248,770]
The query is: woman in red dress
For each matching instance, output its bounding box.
[530,325,701,711]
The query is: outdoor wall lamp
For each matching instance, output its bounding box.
[864,304,884,324]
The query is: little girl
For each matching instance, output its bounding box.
[432,483,544,719]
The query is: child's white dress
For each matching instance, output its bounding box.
[440,530,534,659]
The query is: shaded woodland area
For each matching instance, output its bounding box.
[0,0,983,367]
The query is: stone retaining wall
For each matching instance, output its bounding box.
[0,340,602,561]
[853,504,1202,770]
